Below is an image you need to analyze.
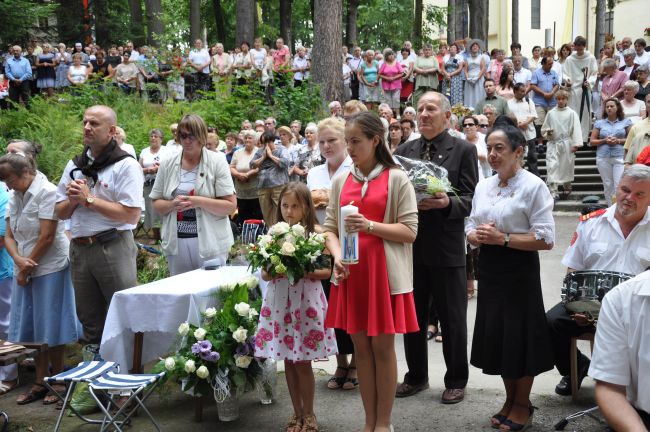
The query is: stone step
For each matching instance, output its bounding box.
[538,165,599,174]
[553,199,606,212]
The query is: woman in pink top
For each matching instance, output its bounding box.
[600,58,627,108]
[272,37,291,87]
[378,49,404,118]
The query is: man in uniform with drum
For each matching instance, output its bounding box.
[546,164,650,396]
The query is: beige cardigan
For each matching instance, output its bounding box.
[323,167,418,295]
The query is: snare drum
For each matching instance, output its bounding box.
[561,270,633,319]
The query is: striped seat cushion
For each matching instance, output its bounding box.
[45,361,118,383]
[89,372,165,390]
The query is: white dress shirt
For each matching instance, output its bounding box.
[588,270,650,413]
[562,206,650,275]
[56,156,144,237]
[508,97,538,141]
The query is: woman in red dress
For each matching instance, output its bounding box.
[323,111,419,432]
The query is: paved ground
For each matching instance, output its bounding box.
[0,213,611,431]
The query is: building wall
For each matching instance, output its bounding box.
[424,0,646,55]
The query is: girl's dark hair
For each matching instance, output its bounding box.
[499,65,514,88]
[603,97,625,120]
[0,153,37,181]
[260,130,277,145]
[241,41,250,49]
[493,114,518,129]
[345,111,399,169]
[276,182,318,233]
[486,124,526,151]
[513,82,527,92]
[559,43,572,60]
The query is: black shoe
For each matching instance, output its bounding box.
[555,359,590,396]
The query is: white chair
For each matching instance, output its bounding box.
[88,371,166,432]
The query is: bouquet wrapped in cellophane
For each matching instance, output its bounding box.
[247,222,330,285]
[394,155,457,202]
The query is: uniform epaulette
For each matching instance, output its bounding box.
[579,209,607,222]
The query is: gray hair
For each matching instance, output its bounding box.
[364,49,374,57]
[601,58,617,69]
[622,48,636,58]
[449,114,459,126]
[483,103,497,113]
[328,100,341,110]
[623,80,640,92]
[403,106,416,115]
[622,164,650,181]
[637,64,649,74]
[149,128,163,138]
[378,102,391,111]
[304,122,318,134]
[242,129,258,140]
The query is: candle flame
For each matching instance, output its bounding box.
[349,201,354,205]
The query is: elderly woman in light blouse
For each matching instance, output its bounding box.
[151,114,236,275]
[139,128,168,236]
[466,124,554,431]
[230,130,262,225]
[0,153,81,405]
[211,43,232,97]
[620,80,646,121]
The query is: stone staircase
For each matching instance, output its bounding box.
[537,145,606,212]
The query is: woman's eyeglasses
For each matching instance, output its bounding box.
[478,124,489,128]
[179,132,197,140]
[463,123,477,128]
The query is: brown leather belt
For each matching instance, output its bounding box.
[72,230,126,246]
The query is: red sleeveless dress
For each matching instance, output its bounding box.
[325,169,419,336]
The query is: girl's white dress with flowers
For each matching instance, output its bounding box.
[255,277,337,362]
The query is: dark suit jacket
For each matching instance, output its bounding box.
[394,131,478,267]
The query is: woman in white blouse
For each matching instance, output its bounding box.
[620,80,646,122]
[465,124,555,431]
[0,153,81,405]
[139,129,168,236]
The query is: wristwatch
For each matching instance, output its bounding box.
[367,221,375,232]
[503,233,510,248]
[85,196,96,207]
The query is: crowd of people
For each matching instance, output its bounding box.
[0,31,650,432]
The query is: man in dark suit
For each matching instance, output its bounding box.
[394,91,478,404]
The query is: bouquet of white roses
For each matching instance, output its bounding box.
[152,277,264,397]
[394,155,457,202]
[247,222,329,285]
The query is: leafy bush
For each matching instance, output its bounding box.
[0,81,325,181]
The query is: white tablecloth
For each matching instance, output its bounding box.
[100,266,258,371]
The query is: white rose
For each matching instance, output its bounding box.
[291,224,306,238]
[164,357,176,370]
[221,282,235,292]
[235,355,253,369]
[260,247,270,259]
[184,359,196,373]
[269,222,290,235]
[246,276,259,289]
[284,234,296,245]
[204,307,217,318]
[196,365,210,379]
[194,327,207,341]
[232,326,248,343]
[178,322,190,336]
[248,308,259,319]
[234,302,250,317]
[280,242,296,256]
[258,235,273,247]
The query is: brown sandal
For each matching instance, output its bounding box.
[43,384,66,405]
[301,414,319,432]
[286,414,302,432]
[16,384,48,405]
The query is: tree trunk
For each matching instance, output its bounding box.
[236,0,255,47]
[511,0,519,45]
[413,0,423,48]
[594,0,606,55]
[313,0,342,103]
[128,0,146,46]
[468,0,487,43]
[447,0,456,45]
[189,0,201,43]
[345,0,359,48]
[94,0,110,47]
[280,0,293,50]
[212,0,227,43]
[454,0,466,41]
[144,0,163,47]
[483,0,489,47]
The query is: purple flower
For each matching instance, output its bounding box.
[235,343,251,357]
[198,340,212,353]
[191,342,201,354]
[200,351,220,363]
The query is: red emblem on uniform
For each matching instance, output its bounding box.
[579,208,607,222]
[570,231,578,246]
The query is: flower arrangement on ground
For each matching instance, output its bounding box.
[246,222,329,285]
[394,154,457,202]
[152,276,264,397]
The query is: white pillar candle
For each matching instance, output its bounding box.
[340,202,359,265]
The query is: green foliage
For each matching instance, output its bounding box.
[137,248,170,285]
[0,80,325,182]
[0,0,56,46]
[423,5,449,46]
[356,0,414,49]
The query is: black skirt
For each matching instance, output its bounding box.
[470,244,553,379]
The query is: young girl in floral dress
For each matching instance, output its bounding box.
[255,182,337,432]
